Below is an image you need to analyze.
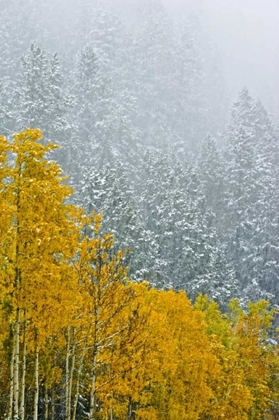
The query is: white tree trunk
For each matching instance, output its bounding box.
[20,309,27,419]
[89,348,98,420]
[33,329,39,420]
[65,327,71,420]
[8,332,15,420]
[14,307,20,419]
[44,385,49,420]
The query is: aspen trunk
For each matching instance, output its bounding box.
[14,307,20,419]
[51,387,55,420]
[127,398,136,420]
[14,162,21,419]
[127,397,132,420]
[65,326,71,420]
[72,339,87,420]
[89,348,98,420]
[8,332,15,420]
[44,385,49,420]
[33,329,39,420]
[68,341,76,420]
[20,309,27,419]
[73,318,94,420]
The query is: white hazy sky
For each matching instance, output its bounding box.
[163,0,279,111]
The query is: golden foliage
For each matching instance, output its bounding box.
[0,129,278,420]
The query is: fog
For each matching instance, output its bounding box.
[205,0,278,108]
[107,0,279,113]
[161,0,279,112]
[2,0,277,113]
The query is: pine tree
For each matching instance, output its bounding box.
[223,88,259,288]
[197,135,226,231]
[70,44,113,179]
[0,77,17,136]
[250,100,279,300]
[70,40,141,186]
[131,1,178,152]
[80,160,148,282]
[223,88,279,303]
[19,44,50,132]
[137,148,238,305]
[15,45,72,170]
[173,19,206,152]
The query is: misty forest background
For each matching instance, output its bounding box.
[1,0,279,309]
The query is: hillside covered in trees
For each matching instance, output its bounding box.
[1,0,279,418]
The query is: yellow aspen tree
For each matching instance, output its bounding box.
[195,295,253,420]
[64,212,148,420]
[228,299,279,420]
[0,134,15,418]
[266,343,279,420]
[149,290,219,420]
[121,288,219,420]
[108,285,169,420]
[0,299,11,418]
[95,281,152,420]
[39,335,66,420]
[0,128,80,419]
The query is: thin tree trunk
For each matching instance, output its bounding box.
[8,332,15,420]
[127,397,132,420]
[51,387,55,420]
[33,328,39,420]
[14,307,20,419]
[72,325,92,420]
[44,385,49,420]
[14,161,21,419]
[68,339,76,420]
[127,398,136,420]
[89,347,98,420]
[72,345,86,420]
[20,308,27,419]
[89,259,101,420]
[65,326,71,420]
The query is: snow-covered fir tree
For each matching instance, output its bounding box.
[136,148,238,306]
[79,160,153,283]
[223,88,279,303]
[196,135,226,232]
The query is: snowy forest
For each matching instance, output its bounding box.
[1,0,279,418]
